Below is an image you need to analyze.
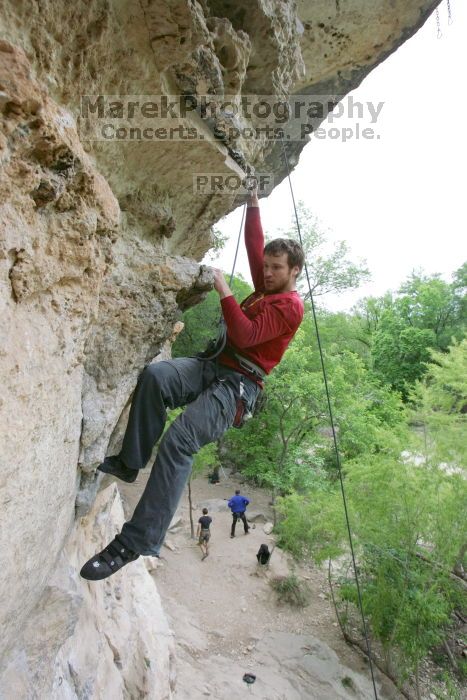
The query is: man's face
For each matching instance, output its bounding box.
[263,252,299,294]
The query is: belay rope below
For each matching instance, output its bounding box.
[280,137,379,699]
[226,153,379,698]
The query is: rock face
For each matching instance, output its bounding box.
[0,484,175,699]
[0,0,440,695]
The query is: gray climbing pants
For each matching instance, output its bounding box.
[117,358,260,555]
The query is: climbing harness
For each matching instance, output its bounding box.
[279,136,379,699]
[222,344,266,382]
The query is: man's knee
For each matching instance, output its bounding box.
[141,361,180,402]
[159,416,198,457]
[142,361,170,384]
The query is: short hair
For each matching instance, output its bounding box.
[264,238,304,273]
[202,507,208,514]
[235,489,240,495]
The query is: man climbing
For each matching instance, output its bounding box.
[196,507,212,561]
[228,489,250,538]
[80,183,305,581]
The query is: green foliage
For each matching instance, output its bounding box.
[313,310,373,362]
[226,316,406,495]
[319,347,407,465]
[224,321,329,495]
[277,201,371,298]
[372,311,436,395]
[343,560,452,679]
[207,226,228,260]
[192,441,219,477]
[397,271,465,348]
[411,339,467,470]
[367,269,466,396]
[275,491,345,560]
[171,247,465,690]
[353,293,394,335]
[341,677,355,690]
[277,450,465,680]
[409,340,467,574]
[172,275,252,357]
[275,342,466,685]
[270,574,310,607]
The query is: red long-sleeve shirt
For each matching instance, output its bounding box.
[218,207,304,382]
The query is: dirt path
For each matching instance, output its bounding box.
[119,472,402,700]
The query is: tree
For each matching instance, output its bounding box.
[411,339,467,469]
[410,340,467,576]
[371,311,436,396]
[397,271,465,349]
[274,342,467,694]
[203,226,229,263]
[351,268,467,397]
[353,293,394,336]
[224,327,327,517]
[310,309,374,361]
[225,313,406,506]
[452,262,467,324]
[276,201,371,298]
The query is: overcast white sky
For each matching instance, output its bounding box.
[209,2,466,310]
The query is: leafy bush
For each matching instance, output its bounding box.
[270,574,310,607]
[275,341,466,688]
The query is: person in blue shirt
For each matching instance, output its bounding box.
[228,490,250,538]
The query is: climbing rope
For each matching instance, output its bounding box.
[279,137,380,699]
[228,200,247,287]
[198,201,246,360]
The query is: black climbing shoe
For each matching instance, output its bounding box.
[97,455,138,483]
[80,538,140,581]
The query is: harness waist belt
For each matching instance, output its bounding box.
[222,345,266,381]
[234,353,266,380]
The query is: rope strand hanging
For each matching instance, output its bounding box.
[279,137,380,700]
[198,202,246,361]
[229,203,247,287]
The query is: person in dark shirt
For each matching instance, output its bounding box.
[196,507,212,560]
[80,185,304,581]
[256,543,271,566]
[228,489,250,537]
